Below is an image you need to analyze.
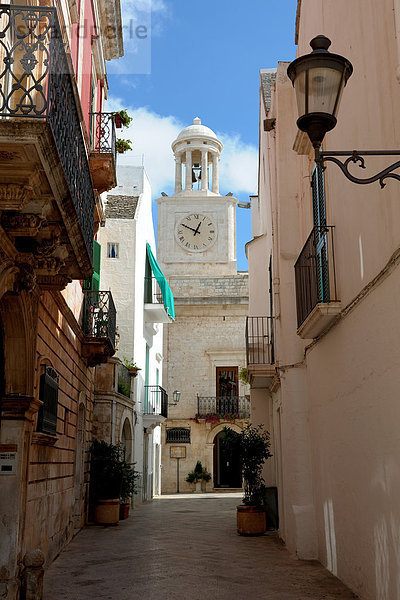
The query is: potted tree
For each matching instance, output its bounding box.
[223,424,272,535]
[90,440,123,525]
[119,460,140,520]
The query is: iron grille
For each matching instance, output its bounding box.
[144,385,168,418]
[0,5,95,259]
[37,365,59,435]
[90,112,116,161]
[144,277,163,304]
[82,291,116,350]
[197,396,250,419]
[166,428,190,444]
[294,226,337,327]
[246,316,274,365]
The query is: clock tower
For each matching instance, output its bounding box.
[157,118,249,495]
[156,117,237,276]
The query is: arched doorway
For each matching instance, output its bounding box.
[213,429,242,488]
[121,417,133,463]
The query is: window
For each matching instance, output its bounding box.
[37,365,59,436]
[107,243,119,258]
[166,428,191,444]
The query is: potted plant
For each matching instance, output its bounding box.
[222,424,272,535]
[239,367,249,385]
[186,461,211,492]
[90,439,123,525]
[116,139,133,154]
[119,460,140,520]
[122,356,141,377]
[112,110,132,129]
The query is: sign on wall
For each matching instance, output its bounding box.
[0,445,17,475]
[170,446,186,459]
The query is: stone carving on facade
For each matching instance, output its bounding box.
[0,150,21,161]
[1,212,47,237]
[16,262,37,292]
[34,256,65,275]
[35,234,61,258]
[0,183,34,210]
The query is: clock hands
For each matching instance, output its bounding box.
[193,221,201,236]
[181,223,197,233]
[181,221,202,236]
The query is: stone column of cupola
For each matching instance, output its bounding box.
[185,149,192,191]
[201,150,208,191]
[175,155,182,193]
[212,153,219,194]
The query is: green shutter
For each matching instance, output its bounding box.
[84,240,101,290]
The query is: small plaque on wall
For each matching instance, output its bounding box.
[170,446,186,459]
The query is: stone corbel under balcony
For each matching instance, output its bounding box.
[297,302,342,339]
[247,364,276,390]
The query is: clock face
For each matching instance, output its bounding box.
[175,213,217,253]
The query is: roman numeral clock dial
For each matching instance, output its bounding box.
[175,213,217,252]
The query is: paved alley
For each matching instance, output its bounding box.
[43,493,357,600]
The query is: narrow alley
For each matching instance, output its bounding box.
[43,494,357,600]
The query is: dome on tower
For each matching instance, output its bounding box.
[173,117,222,147]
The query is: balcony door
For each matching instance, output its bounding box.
[216,367,238,414]
[311,165,329,303]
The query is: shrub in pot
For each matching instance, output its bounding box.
[119,460,140,520]
[186,461,211,492]
[222,424,272,535]
[90,439,123,524]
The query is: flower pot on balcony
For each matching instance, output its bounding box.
[129,368,139,377]
[114,114,123,129]
[236,505,266,536]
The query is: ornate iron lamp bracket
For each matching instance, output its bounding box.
[315,148,400,188]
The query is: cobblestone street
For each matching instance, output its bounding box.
[43,493,358,600]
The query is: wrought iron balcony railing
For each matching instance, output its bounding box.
[246,316,274,365]
[144,385,168,418]
[144,277,163,304]
[82,291,116,350]
[294,226,337,328]
[197,396,250,419]
[0,5,95,258]
[90,112,116,161]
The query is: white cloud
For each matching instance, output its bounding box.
[106,99,258,198]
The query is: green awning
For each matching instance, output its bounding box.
[146,243,175,320]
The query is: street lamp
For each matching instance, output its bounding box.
[287,35,400,187]
[169,390,181,406]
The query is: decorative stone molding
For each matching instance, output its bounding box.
[36,274,71,290]
[0,184,34,210]
[1,212,47,237]
[16,263,37,292]
[36,235,61,258]
[31,432,58,446]
[34,257,65,275]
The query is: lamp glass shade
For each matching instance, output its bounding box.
[294,67,344,118]
[172,390,181,403]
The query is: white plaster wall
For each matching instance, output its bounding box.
[98,166,164,502]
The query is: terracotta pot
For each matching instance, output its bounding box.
[129,368,138,377]
[114,114,122,128]
[236,505,266,536]
[94,499,120,525]
[119,502,130,520]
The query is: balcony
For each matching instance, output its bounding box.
[143,385,168,428]
[89,112,117,194]
[197,396,250,420]
[246,316,275,388]
[144,276,174,324]
[82,291,116,366]
[0,5,95,288]
[294,226,340,339]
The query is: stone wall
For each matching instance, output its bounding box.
[24,291,94,566]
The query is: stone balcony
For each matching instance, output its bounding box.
[0,5,96,290]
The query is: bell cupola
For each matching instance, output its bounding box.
[171,117,223,195]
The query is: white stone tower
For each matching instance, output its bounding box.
[156,118,238,276]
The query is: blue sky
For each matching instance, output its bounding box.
[107,0,298,269]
